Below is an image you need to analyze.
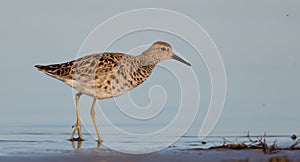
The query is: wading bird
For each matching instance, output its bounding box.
[35,41,191,143]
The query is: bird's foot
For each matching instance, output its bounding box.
[70,123,84,141]
[69,137,85,142]
[96,139,103,148]
[97,139,103,144]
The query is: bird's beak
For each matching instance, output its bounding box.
[173,53,191,66]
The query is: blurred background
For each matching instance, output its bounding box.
[0,0,299,138]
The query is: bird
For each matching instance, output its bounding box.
[35,41,191,143]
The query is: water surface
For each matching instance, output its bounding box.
[0,125,296,156]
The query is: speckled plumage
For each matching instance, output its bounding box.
[35,41,191,143]
[36,53,155,99]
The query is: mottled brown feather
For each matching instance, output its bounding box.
[35,41,187,99]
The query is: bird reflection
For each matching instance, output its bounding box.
[71,140,83,150]
[70,140,102,150]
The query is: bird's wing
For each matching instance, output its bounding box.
[71,53,125,82]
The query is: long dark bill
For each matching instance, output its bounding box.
[173,53,191,66]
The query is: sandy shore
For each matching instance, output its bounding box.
[1,149,300,162]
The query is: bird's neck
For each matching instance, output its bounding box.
[137,51,160,67]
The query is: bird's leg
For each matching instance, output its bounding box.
[70,92,84,141]
[90,98,103,143]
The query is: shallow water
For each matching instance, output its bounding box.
[0,125,296,156]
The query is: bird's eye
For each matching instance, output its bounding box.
[160,47,166,51]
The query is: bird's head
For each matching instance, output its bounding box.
[143,41,191,66]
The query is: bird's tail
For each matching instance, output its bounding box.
[34,62,73,77]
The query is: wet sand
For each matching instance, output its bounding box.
[1,149,300,162]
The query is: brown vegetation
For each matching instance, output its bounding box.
[194,132,300,154]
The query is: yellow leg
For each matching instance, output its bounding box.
[70,93,84,141]
[90,98,103,143]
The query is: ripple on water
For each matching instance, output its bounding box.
[0,126,296,156]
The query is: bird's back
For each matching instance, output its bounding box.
[35,53,155,99]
